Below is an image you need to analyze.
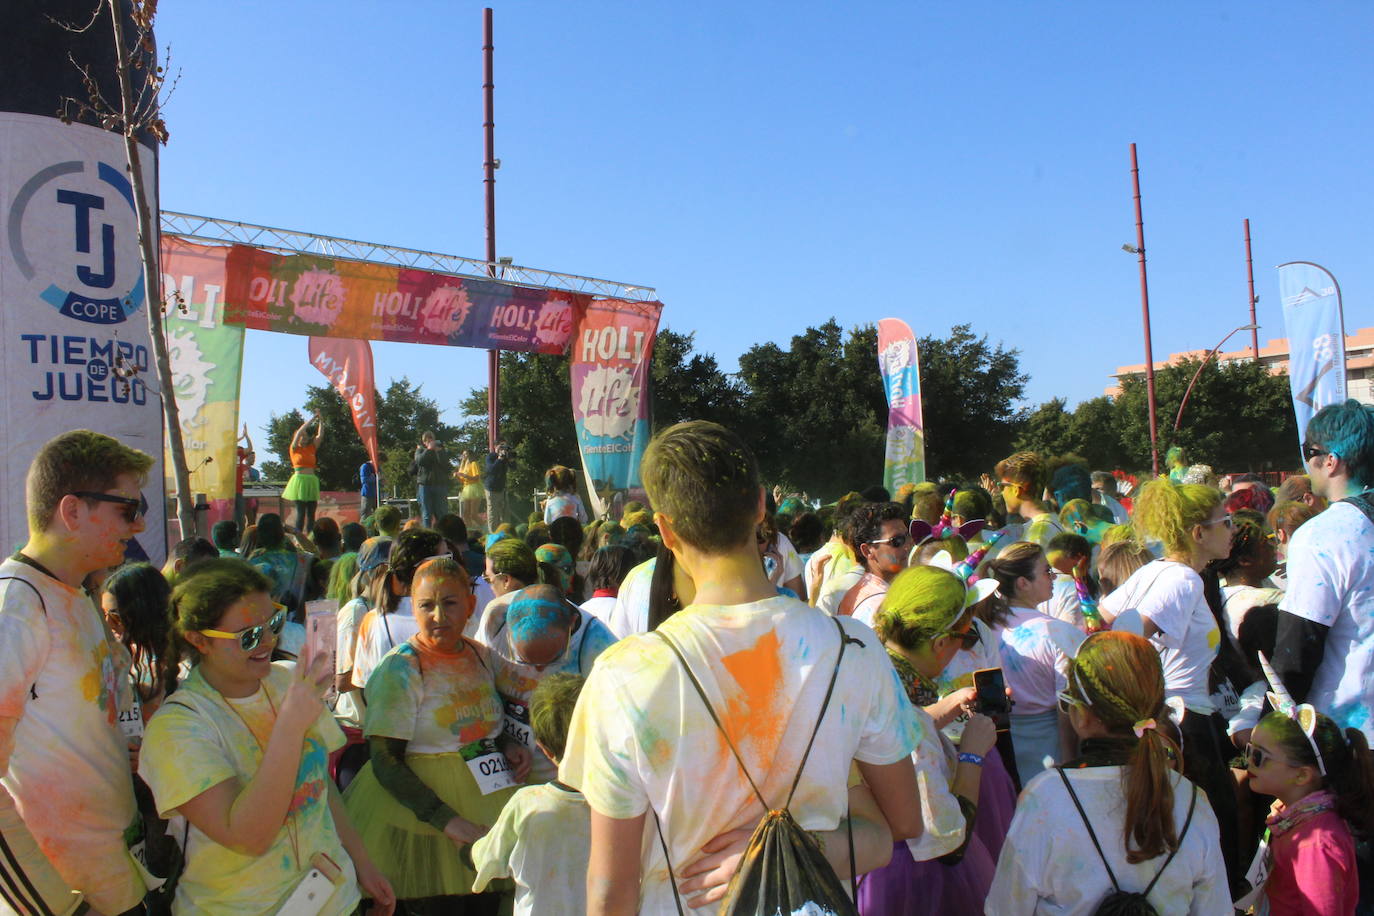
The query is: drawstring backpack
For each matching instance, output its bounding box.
[1055,766,1197,916]
[652,616,859,916]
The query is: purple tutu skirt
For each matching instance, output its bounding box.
[972,746,1016,863]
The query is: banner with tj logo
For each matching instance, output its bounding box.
[1,113,166,562]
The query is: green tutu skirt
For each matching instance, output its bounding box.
[282,471,320,502]
[343,752,517,899]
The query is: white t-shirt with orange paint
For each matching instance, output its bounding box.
[559,595,919,915]
[0,558,145,913]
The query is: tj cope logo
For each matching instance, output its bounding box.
[7,159,145,325]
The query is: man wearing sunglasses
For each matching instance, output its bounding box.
[1273,400,1374,743]
[816,501,909,623]
[0,430,156,915]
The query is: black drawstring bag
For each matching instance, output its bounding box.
[653,616,858,916]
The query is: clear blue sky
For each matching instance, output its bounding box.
[155,1,1374,449]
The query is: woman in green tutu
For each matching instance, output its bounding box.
[282,412,324,532]
[345,556,530,914]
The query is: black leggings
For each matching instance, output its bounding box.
[397,893,505,915]
[1181,710,1240,890]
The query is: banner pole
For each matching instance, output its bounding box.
[483,7,499,451]
[1130,143,1159,477]
[1245,219,1259,360]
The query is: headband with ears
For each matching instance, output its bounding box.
[1258,652,1327,776]
[909,488,987,546]
[924,549,1001,610]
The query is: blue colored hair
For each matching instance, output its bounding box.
[1305,399,1374,490]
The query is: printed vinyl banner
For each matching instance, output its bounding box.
[0,113,166,561]
[223,244,585,353]
[877,317,926,491]
[1278,261,1347,450]
[309,335,381,470]
[160,238,246,510]
[570,300,662,518]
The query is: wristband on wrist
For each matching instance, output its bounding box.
[957,751,985,767]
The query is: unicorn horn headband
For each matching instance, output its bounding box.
[1258,652,1327,776]
[925,549,1001,613]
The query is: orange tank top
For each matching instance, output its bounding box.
[290,443,317,470]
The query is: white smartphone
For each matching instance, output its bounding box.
[276,867,337,916]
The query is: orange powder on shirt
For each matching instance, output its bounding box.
[719,630,785,763]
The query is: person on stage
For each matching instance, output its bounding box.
[283,412,324,532]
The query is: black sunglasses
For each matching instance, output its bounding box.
[72,490,147,523]
[869,533,911,550]
[200,608,287,652]
[1301,443,1328,463]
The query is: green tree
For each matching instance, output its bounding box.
[649,329,745,432]
[1114,358,1299,473]
[737,320,888,499]
[263,378,460,493]
[1014,398,1074,456]
[1066,396,1133,471]
[917,324,1028,480]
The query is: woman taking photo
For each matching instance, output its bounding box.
[986,631,1229,914]
[141,558,394,914]
[1098,477,1240,883]
[282,412,324,533]
[858,565,1002,915]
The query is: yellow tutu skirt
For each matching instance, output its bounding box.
[343,752,517,899]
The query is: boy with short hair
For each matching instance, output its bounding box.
[471,672,591,914]
[559,421,921,915]
[0,429,155,914]
[995,450,1063,547]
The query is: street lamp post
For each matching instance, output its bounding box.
[1173,323,1261,432]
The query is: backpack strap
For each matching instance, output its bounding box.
[1055,767,1122,893]
[0,577,48,616]
[1342,491,1374,527]
[651,808,686,916]
[1141,783,1198,898]
[784,616,853,809]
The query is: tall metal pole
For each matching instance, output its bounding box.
[483,8,499,451]
[1244,219,1259,361]
[1130,143,1160,477]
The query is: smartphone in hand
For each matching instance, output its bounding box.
[973,666,1012,732]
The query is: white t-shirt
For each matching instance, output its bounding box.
[904,703,967,862]
[1220,584,1284,645]
[1099,560,1220,714]
[606,557,655,639]
[349,599,420,689]
[334,596,371,727]
[1023,512,1065,549]
[559,596,918,915]
[995,606,1076,716]
[985,767,1229,916]
[815,565,864,616]
[1280,499,1374,739]
[1038,575,1085,631]
[471,782,590,916]
[0,559,145,913]
[469,575,496,640]
[803,537,855,606]
[580,594,617,630]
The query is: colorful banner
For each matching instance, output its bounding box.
[309,335,381,470]
[1,113,168,561]
[160,238,246,511]
[877,318,926,491]
[570,300,662,518]
[223,245,583,352]
[1278,262,1347,451]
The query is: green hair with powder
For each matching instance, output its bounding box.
[873,565,969,651]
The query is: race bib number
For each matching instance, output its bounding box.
[119,693,144,744]
[1211,677,1241,719]
[460,737,518,795]
[502,698,534,753]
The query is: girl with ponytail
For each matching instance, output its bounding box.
[1098,476,1243,884]
[987,631,1230,915]
[1243,705,1374,914]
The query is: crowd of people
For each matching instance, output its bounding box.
[3,400,1374,914]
